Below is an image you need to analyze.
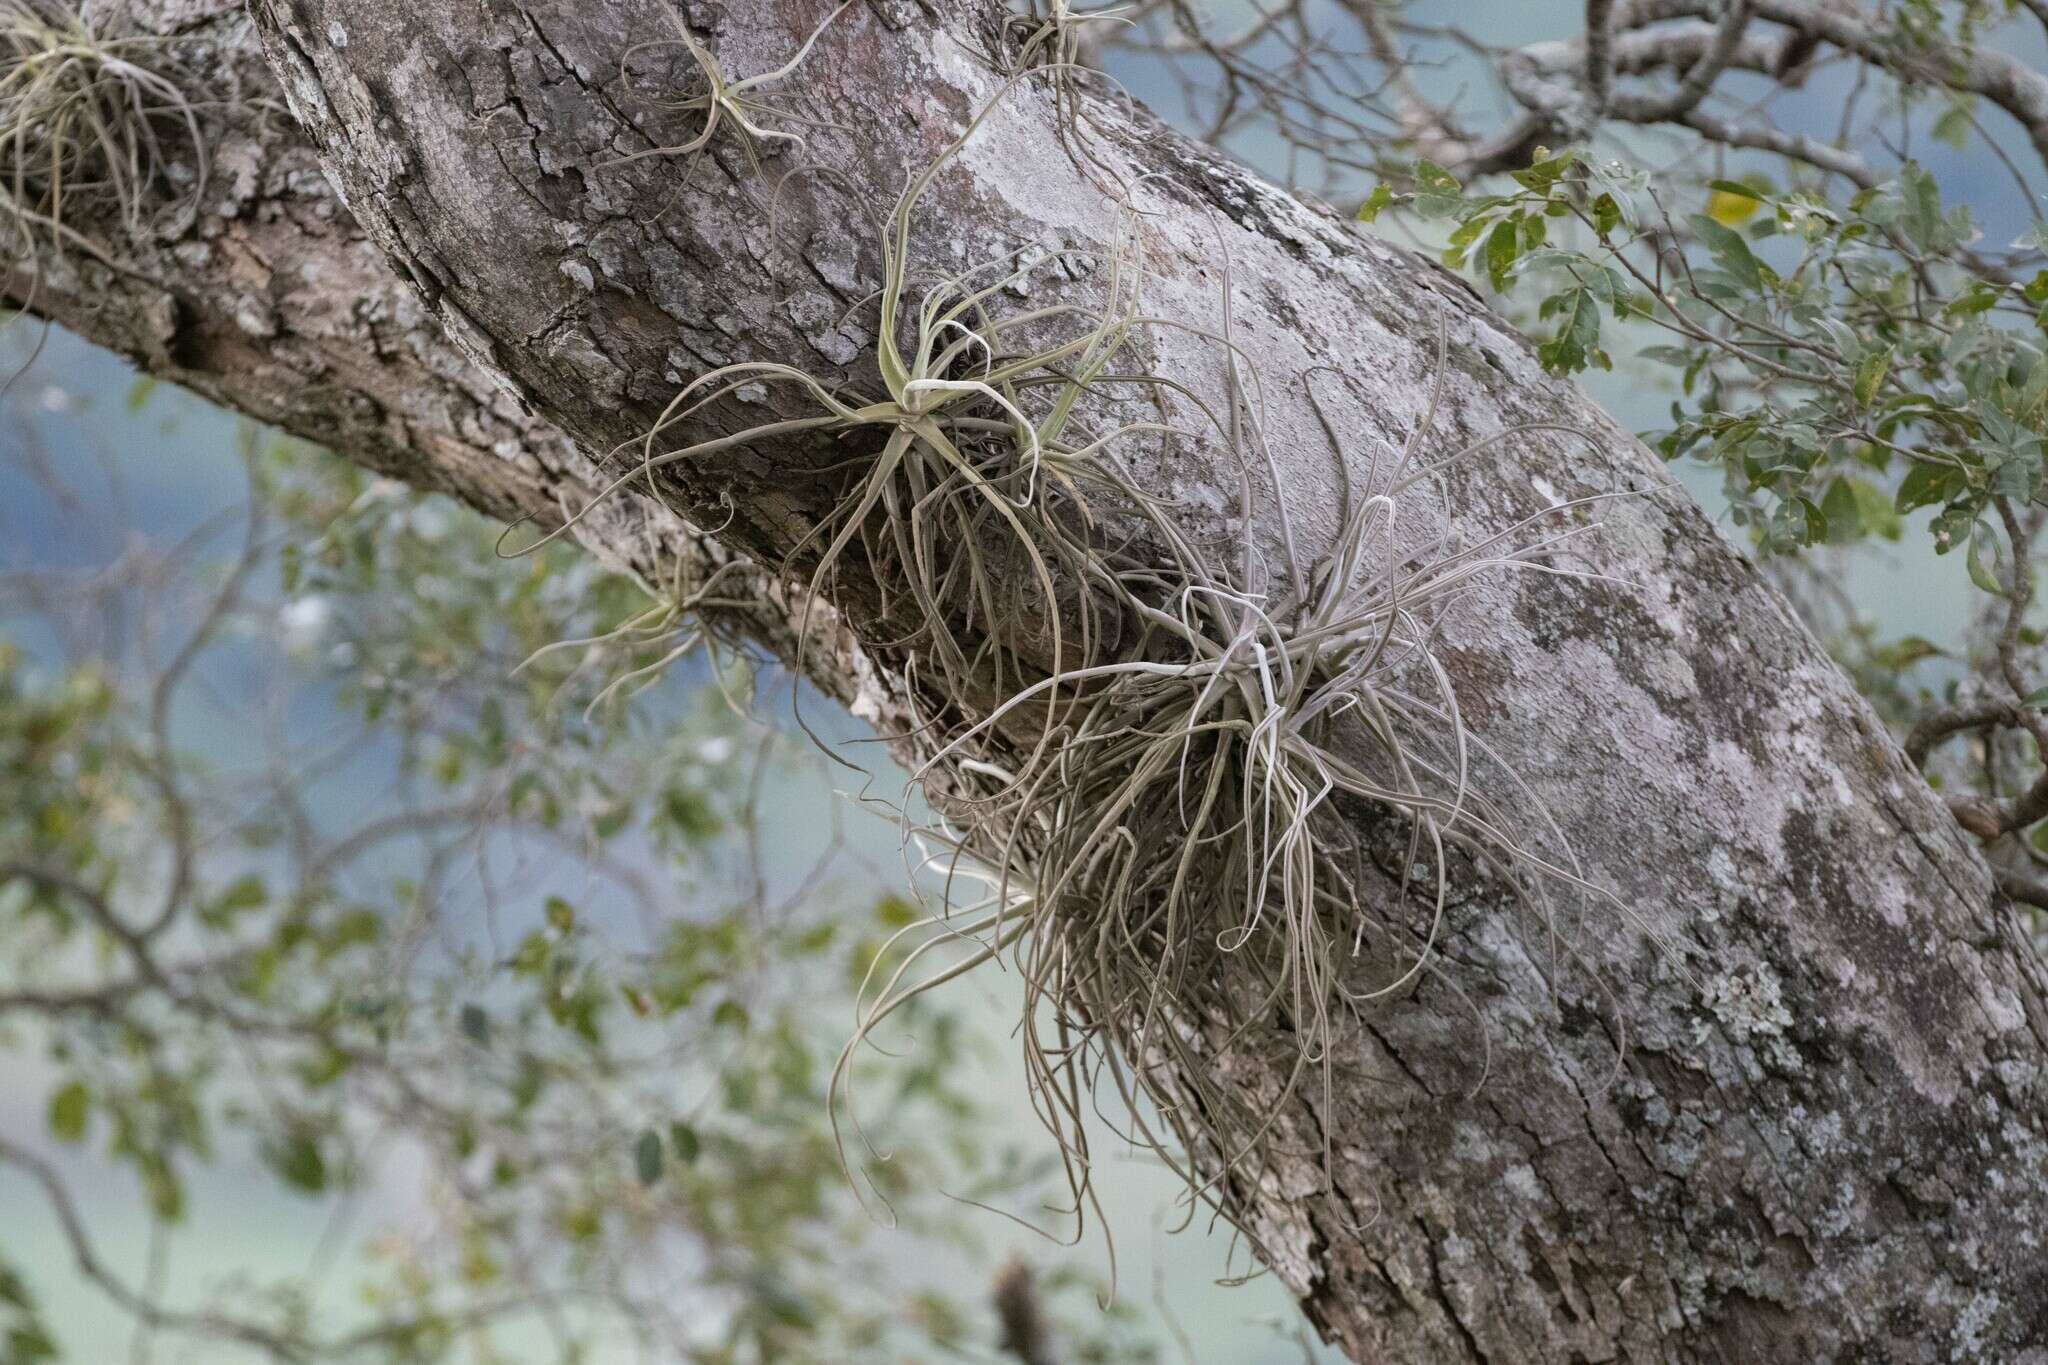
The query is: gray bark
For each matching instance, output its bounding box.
[14,0,889,723]
[13,1,2048,1360]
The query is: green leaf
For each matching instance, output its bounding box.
[1967,521,2008,596]
[267,1131,328,1194]
[0,1266,34,1312]
[1705,181,1764,225]
[142,1163,184,1223]
[591,800,632,841]
[478,696,507,765]
[1537,288,1600,374]
[1687,214,1765,290]
[1797,496,1827,546]
[669,1122,701,1165]
[1820,478,1861,545]
[1508,151,1574,192]
[46,1083,87,1144]
[1410,159,1465,218]
[1845,477,1901,541]
[321,907,380,956]
[1894,462,1955,513]
[1853,346,1893,408]
[1484,218,1520,293]
[298,1046,352,1089]
[545,896,575,935]
[634,1128,664,1186]
[5,1321,57,1364]
[1412,159,1461,191]
[509,931,551,976]
[1816,477,1902,546]
[1871,636,1945,670]
[1944,281,2004,318]
[662,788,721,840]
[203,874,267,928]
[1445,215,1487,251]
[1590,192,1622,239]
[1355,183,1396,223]
[459,1004,492,1049]
[1932,99,1972,149]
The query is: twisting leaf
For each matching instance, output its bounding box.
[1854,347,1893,408]
[1967,521,2008,597]
[1484,218,1520,292]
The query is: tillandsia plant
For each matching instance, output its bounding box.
[512,66,1191,732]
[602,0,851,191]
[1007,0,1127,68]
[1002,1,1131,176]
[515,548,769,725]
[827,315,1678,1270]
[0,0,205,269]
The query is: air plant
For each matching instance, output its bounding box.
[1006,0,1131,72]
[513,66,1183,742]
[514,551,764,723]
[1002,2,1134,189]
[603,0,852,188]
[0,0,206,265]
[827,319,1681,1270]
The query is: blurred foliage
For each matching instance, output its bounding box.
[0,425,1160,1363]
[1379,150,2042,564]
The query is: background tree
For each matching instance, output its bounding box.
[0,392,1188,1362]
[3,0,2048,1361]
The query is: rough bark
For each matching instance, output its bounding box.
[11,1,2048,1360]
[10,0,894,724]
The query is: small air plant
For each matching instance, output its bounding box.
[1003,2,1133,187]
[603,0,852,189]
[514,551,763,724]
[515,68,1183,741]
[1006,0,1130,72]
[0,0,206,266]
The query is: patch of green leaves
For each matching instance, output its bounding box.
[1371,148,2046,563]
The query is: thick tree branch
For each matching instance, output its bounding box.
[5,2,2047,1360]
[8,0,897,726]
